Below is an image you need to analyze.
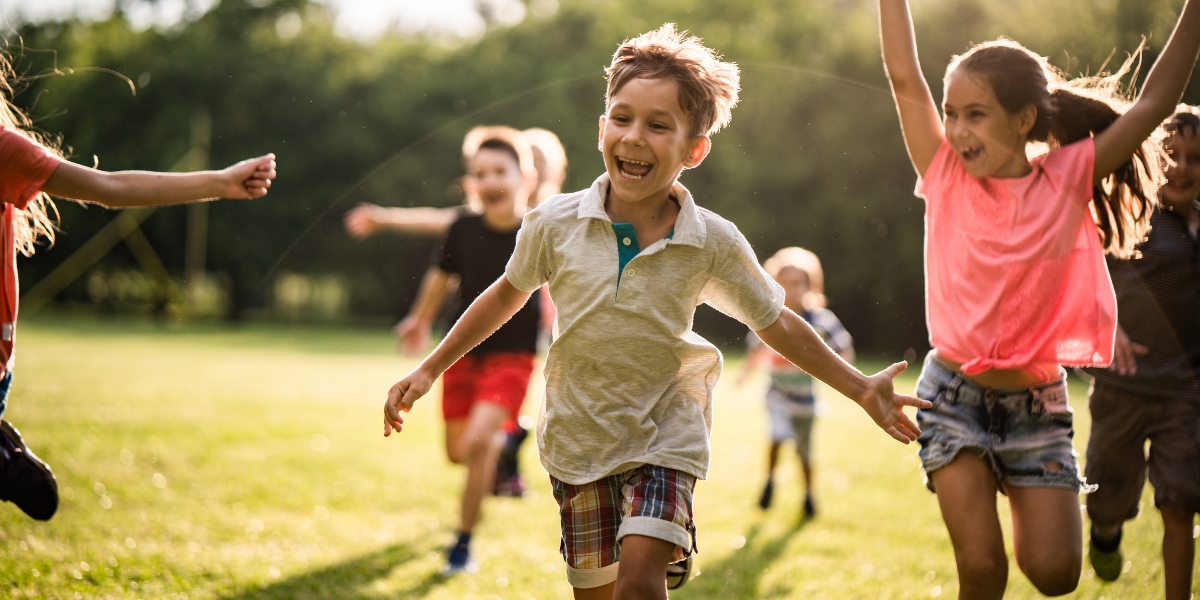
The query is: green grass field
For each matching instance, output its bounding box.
[0,318,1192,599]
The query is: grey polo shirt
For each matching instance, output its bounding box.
[505,173,785,484]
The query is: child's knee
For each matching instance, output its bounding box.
[958,548,1008,585]
[1018,552,1080,596]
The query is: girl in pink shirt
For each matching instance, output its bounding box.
[880,0,1200,597]
[0,52,276,522]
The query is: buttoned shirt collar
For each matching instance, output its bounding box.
[577,173,706,248]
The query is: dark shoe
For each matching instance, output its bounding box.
[0,420,57,520]
[1089,527,1123,582]
[443,532,477,575]
[493,425,528,496]
[757,479,774,510]
[803,495,816,518]
[666,554,693,589]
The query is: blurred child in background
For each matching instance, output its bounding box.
[740,247,854,519]
[342,127,566,236]
[343,127,565,497]
[879,0,1200,595]
[1082,106,1200,599]
[0,51,276,521]
[392,125,541,574]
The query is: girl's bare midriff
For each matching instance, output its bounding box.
[933,350,1062,389]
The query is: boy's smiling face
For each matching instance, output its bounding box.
[464,147,527,219]
[599,77,710,205]
[1162,128,1200,211]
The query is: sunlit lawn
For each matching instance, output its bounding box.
[0,317,1191,599]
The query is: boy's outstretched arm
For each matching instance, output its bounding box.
[344,203,459,239]
[384,275,532,436]
[756,308,931,443]
[879,0,944,177]
[41,154,276,207]
[1093,0,1200,181]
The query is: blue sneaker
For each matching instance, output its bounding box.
[443,533,478,575]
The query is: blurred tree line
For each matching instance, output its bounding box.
[9,0,1197,354]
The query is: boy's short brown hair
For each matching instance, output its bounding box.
[461,125,536,179]
[605,23,740,138]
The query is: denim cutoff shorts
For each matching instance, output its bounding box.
[915,352,1091,494]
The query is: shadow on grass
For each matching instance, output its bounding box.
[220,543,446,600]
[679,516,811,598]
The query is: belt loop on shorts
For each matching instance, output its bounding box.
[944,375,962,405]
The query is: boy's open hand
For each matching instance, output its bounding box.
[383,370,434,436]
[220,154,277,199]
[857,361,931,443]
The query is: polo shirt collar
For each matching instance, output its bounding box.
[577,173,706,248]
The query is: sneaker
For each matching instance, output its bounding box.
[1089,527,1123,582]
[803,495,816,519]
[0,420,57,521]
[757,479,774,510]
[493,425,529,496]
[443,534,478,575]
[666,555,693,590]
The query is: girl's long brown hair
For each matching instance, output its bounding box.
[948,40,1162,259]
[1,45,60,256]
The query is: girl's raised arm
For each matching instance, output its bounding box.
[1094,0,1200,183]
[879,0,944,177]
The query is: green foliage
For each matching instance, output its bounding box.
[10,0,1199,352]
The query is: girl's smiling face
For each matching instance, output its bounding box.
[1162,128,1200,211]
[942,70,1037,179]
[599,77,709,205]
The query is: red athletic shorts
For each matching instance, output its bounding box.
[441,351,535,422]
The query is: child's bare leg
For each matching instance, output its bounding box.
[1160,503,1195,600]
[1007,485,1082,595]
[451,402,509,532]
[766,441,781,475]
[613,535,676,600]
[930,453,1007,600]
[800,459,813,493]
[572,582,615,600]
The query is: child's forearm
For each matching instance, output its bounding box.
[418,276,532,375]
[45,164,223,208]
[756,310,867,402]
[406,268,455,323]
[375,207,459,236]
[1138,0,1200,112]
[879,0,924,87]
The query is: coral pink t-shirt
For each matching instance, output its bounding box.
[916,138,1116,375]
[0,126,62,375]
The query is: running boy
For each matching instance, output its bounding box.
[740,247,854,519]
[345,128,566,496]
[395,125,541,574]
[383,24,927,599]
[1083,107,1200,599]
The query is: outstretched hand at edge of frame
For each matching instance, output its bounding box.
[220,154,277,199]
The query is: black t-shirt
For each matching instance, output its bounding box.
[1086,205,1200,397]
[432,214,540,356]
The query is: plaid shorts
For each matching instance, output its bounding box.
[549,464,697,589]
